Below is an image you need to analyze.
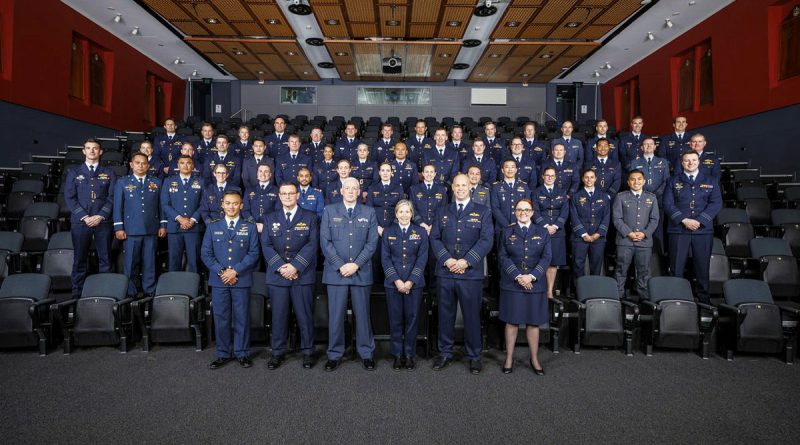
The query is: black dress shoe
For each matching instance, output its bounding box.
[324,359,340,372]
[392,356,405,371]
[405,357,416,371]
[266,355,285,370]
[432,355,452,371]
[362,358,376,371]
[238,356,253,368]
[531,359,544,376]
[502,362,513,374]
[209,357,234,370]
[302,355,315,369]
[469,359,482,375]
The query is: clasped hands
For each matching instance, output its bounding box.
[83,215,104,227]
[339,262,360,277]
[681,218,701,231]
[220,267,238,285]
[394,279,414,294]
[627,231,646,242]
[581,233,601,243]
[176,216,196,231]
[516,274,534,290]
[444,258,469,274]
[278,263,299,280]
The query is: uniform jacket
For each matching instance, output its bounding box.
[261,208,319,286]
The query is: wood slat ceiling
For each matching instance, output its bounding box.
[186,39,320,81]
[325,42,460,82]
[468,43,596,83]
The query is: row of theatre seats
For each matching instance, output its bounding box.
[0,270,797,366]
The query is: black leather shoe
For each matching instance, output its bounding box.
[469,359,482,375]
[324,359,340,372]
[405,357,416,371]
[502,362,513,374]
[266,355,285,370]
[238,356,253,368]
[432,355,452,371]
[531,360,544,376]
[302,355,315,369]
[392,356,405,371]
[362,358,376,371]
[209,357,234,370]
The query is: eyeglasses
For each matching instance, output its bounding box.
[279,192,298,196]
[514,208,533,213]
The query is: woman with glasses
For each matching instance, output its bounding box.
[532,167,570,299]
[498,198,551,375]
[570,169,610,278]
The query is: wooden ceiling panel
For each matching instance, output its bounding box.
[574,24,615,39]
[580,0,614,5]
[233,22,267,36]
[246,3,295,36]
[313,5,348,37]
[344,0,377,22]
[508,45,544,57]
[173,21,210,36]
[378,5,407,37]
[491,7,538,39]
[594,0,642,25]
[189,41,221,53]
[512,0,546,5]
[247,42,277,55]
[437,6,473,38]
[533,0,578,24]
[548,7,604,39]
[519,25,556,39]
[411,0,441,22]
[410,25,437,38]
[214,0,253,21]
[142,0,192,21]
[351,23,379,37]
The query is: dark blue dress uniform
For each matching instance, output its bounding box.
[550,137,584,169]
[264,132,289,159]
[663,170,722,303]
[113,175,162,297]
[201,217,261,360]
[482,136,507,161]
[275,152,313,186]
[522,138,549,166]
[388,158,419,195]
[350,159,378,191]
[502,153,538,186]
[231,139,252,158]
[313,159,338,191]
[144,156,166,180]
[303,140,326,163]
[447,139,471,160]
[371,138,398,163]
[202,152,242,187]
[570,188,611,278]
[618,132,648,170]
[240,155,275,190]
[405,136,434,171]
[324,179,346,205]
[154,133,184,165]
[585,136,620,163]
[532,185,570,266]
[261,207,319,359]
[381,223,429,359]
[498,224,552,325]
[334,137,361,164]
[658,132,690,169]
[422,147,460,184]
[166,158,202,178]
[410,182,448,226]
[242,184,279,224]
[674,151,721,181]
[160,174,204,272]
[194,138,215,165]
[320,203,379,361]
[64,163,116,297]
[629,155,670,199]
[200,183,243,225]
[586,157,622,197]
[460,154,497,185]
[490,180,532,234]
[470,184,491,207]
[297,185,325,217]
[366,181,405,228]
[430,200,494,360]
[540,159,580,197]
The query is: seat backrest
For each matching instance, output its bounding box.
[251,272,267,299]
[11,179,44,194]
[47,232,73,250]
[771,209,800,225]
[737,186,768,200]
[715,208,749,225]
[155,271,200,298]
[23,202,59,219]
[0,273,51,301]
[0,231,25,253]
[712,237,726,255]
[750,237,794,258]
[19,217,50,241]
[81,274,129,300]
[647,277,694,303]
[576,275,619,303]
[723,279,774,306]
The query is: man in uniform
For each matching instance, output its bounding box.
[194,122,215,164]
[521,121,548,166]
[505,137,538,186]
[447,125,470,160]
[202,190,260,369]
[304,127,326,163]
[663,151,722,303]
[160,155,203,272]
[612,170,660,299]
[674,133,721,181]
[335,122,362,164]
[275,135,313,186]
[139,140,165,179]
[203,135,241,187]
[540,143,580,197]
[296,167,325,217]
[422,128,459,185]
[430,174,493,374]
[324,159,352,205]
[482,121,507,161]
[242,164,279,231]
[658,115,691,169]
[405,120,434,170]
[64,138,116,298]
[585,119,619,163]
[231,125,252,158]
[460,139,496,185]
[618,116,648,170]
[113,153,166,297]
[629,138,670,253]
[388,142,419,195]
[265,116,289,159]
[466,165,490,207]
[166,142,202,177]
[262,182,319,370]
[491,159,531,240]
[371,122,398,163]
[410,164,448,235]
[585,139,622,198]
[154,117,184,166]
[551,120,584,168]
[320,177,379,372]
[241,138,275,190]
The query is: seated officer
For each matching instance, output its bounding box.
[262,182,319,370]
[410,164,448,235]
[113,153,166,297]
[585,139,622,198]
[201,163,242,225]
[674,133,721,181]
[371,122,398,163]
[387,142,419,195]
[154,117,184,166]
[466,165,490,207]
[242,164,279,231]
[663,151,722,303]
[275,135,312,186]
[320,177,379,372]
[460,139,496,185]
[521,121,548,166]
[241,138,275,190]
[160,155,204,272]
[422,128,459,184]
[202,190,260,370]
[296,167,325,217]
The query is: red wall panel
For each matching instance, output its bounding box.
[0,0,184,131]
[602,0,800,135]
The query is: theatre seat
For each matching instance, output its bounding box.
[749,237,799,299]
[567,275,638,355]
[0,274,54,355]
[40,232,73,294]
[715,208,753,259]
[709,238,731,296]
[771,209,800,257]
[137,271,206,351]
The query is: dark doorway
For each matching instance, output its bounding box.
[190,80,213,122]
[555,84,576,123]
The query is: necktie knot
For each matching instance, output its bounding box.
[261,185,266,191]
[427,184,431,191]
[229,220,235,230]
[556,161,561,167]
[219,187,224,193]
[183,178,188,186]
[439,149,444,156]
[458,203,464,214]
[401,227,407,235]
[521,226,528,236]
[90,165,95,173]
[139,178,144,186]
[588,190,593,197]
[347,207,353,218]
[286,212,292,224]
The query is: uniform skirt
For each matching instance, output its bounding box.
[549,235,567,266]
[499,289,548,326]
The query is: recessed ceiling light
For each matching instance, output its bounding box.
[478,73,484,77]
[303,71,309,75]
[565,22,581,28]
[173,57,183,65]
[506,21,519,27]
[386,20,400,26]
[462,39,482,47]
[191,70,199,77]
[453,63,470,70]
[305,37,324,46]
[234,50,245,55]
[287,51,296,56]
[540,54,551,59]
[217,63,225,67]
[521,73,530,77]
[318,62,335,68]
[257,70,265,74]
[435,72,443,76]
[335,52,347,56]
[489,53,501,58]
[326,19,339,25]
[447,21,461,27]
[345,71,352,75]
[205,18,218,24]
[440,53,451,58]
[266,18,279,25]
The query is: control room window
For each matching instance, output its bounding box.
[69,36,86,100]
[69,33,113,111]
[672,39,713,113]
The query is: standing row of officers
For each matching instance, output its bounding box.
[64,113,721,374]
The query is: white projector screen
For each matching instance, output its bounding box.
[470,88,507,105]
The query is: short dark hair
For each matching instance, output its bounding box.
[278,181,298,192]
[628,169,645,179]
[130,152,149,163]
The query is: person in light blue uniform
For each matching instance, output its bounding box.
[160,155,204,272]
[570,169,611,279]
[202,190,260,370]
[296,167,325,217]
[320,177,379,372]
[533,167,570,299]
[113,153,166,297]
[64,139,116,297]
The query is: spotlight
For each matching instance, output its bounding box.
[131,27,140,36]
[173,57,183,65]
[665,18,673,28]
[604,62,612,70]
[191,70,199,77]
[646,32,655,41]
[592,70,600,78]
[113,14,122,23]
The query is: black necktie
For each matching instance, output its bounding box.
[547,188,552,194]
[457,203,464,216]
[90,165,95,174]
[301,189,306,199]
[286,212,292,225]
[427,184,431,191]
[219,187,224,193]
[402,227,407,236]
[600,159,606,166]
[439,149,444,157]
[688,175,695,183]
[471,187,475,195]
[261,185,266,191]
[521,226,528,237]
[229,220,235,231]
[556,161,561,167]
[183,178,188,186]
[139,178,144,186]
[292,154,296,160]
[647,157,652,165]
[588,190,593,198]
[347,208,353,218]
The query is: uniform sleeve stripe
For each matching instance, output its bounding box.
[295,255,309,267]
[268,255,281,266]
[385,267,397,275]
[436,248,449,259]
[535,265,545,274]
[467,250,481,263]
[670,211,682,219]
[600,224,608,231]
[411,268,423,277]
[355,253,370,264]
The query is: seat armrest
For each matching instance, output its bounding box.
[621,299,640,324]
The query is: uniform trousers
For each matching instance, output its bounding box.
[572,239,606,278]
[669,233,713,303]
[326,285,375,360]
[385,287,423,358]
[437,277,483,360]
[211,286,251,358]
[123,235,157,296]
[167,232,200,273]
[269,283,314,357]
[71,223,113,297]
[614,245,652,299]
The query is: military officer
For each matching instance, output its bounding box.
[202,190,260,370]
[381,200,429,371]
[324,159,352,205]
[200,163,242,225]
[351,143,378,196]
[320,177,379,372]
[612,170,660,299]
[658,115,691,169]
[296,167,325,217]
[521,121,548,166]
[585,119,620,163]
[304,127,327,163]
[240,138,275,190]
[674,133,721,181]
[160,155,204,272]
[540,143,581,197]
[154,117,184,166]
[447,125,471,160]
[491,159,532,240]
[533,167,570,299]
[466,165,490,207]
[482,121,507,161]
[422,128,460,184]
[585,139,622,198]
[405,120,434,170]
[460,139,497,185]
[262,182,319,370]
[366,163,405,235]
[138,140,165,180]
[242,164,279,230]
[371,122,398,163]
[203,135,241,187]
[275,135,313,186]
[504,137,538,186]
[312,144,339,192]
[618,116,648,170]
[629,138,670,255]
[387,142,419,195]
[334,122,362,164]
[430,174,494,374]
[570,169,611,279]
[663,151,722,303]
[264,116,289,159]
[550,120,584,168]
[231,125,252,158]
[166,142,202,177]
[64,138,116,297]
[113,152,166,297]
[410,164,448,234]
[194,122,216,164]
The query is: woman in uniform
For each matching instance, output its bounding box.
[532,166,570,299]
[351,143,378,202]
[570,168,610,278]
[312,144,338,192]
[366,162,405,236]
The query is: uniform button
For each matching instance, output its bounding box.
[228,257,232,261]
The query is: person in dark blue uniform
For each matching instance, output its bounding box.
[447,125,471,160]
[491,159,532,240]
[550,121,584,169]
[138,140,165,180]
[504,137,538,186]
[629,138,670,254]
[585,119,619,163]
[410,164,448,235]
[570,169,611,279]
[203,135,242,187]
[673,133,721,181]
[275,135,312,186]
[264,116,289,159]
[320,177,379,372]
[351,143,378,196]
[201,163,243,225]
[304,127,326,163]
[313,144,338,192]
[381,200,428,371]
[618,116,648,170]
[324,159,352,205]
[371,122,398,163]
[154,118,184,166]
[387,142,419,195]
[193,122,216,165]
[202,190,260,369]
[522,121,548,167]
[405,120,434,171]
[231,125,252,158]
[430,174,494,374]
[533,167,570,299]
[262,182,319,370]
[113,153,166,297]
[160,155,204,272]
[166,142,203,177]
[482,121,507,162]
[64,139,116,298]
[242,164,279,230]
[241,138,275,190]
[540,143,580,197]
[334,122,361,164]
[296,167,325,217]
[366,163,404,235]
[460,139,496,185]
[663,151,722,303]
[658,115,690,169]
[498,198,552,375]
[422,128,460,185]
[466,165,491,207]
[585,139,622,198]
